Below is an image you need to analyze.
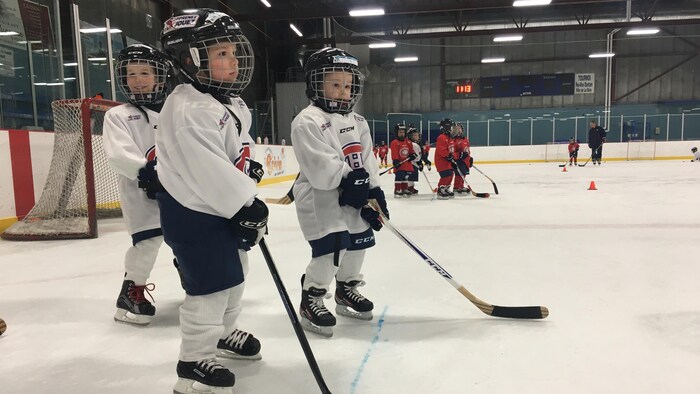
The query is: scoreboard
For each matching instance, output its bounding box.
[445,73,575,99]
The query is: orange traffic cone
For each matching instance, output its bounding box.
[562,166,567,172]
[588,181,597,190]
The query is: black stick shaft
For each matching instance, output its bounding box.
[258,239,332,394]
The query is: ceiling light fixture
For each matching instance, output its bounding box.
[627,27,660,35]
[369,42,396,49]
[79,27,122,34]
[493,34,523,42]
[513,0,552,6]
[394,56,418,62]
[349,8,385,17]
[589,52,615,58]
[482,57,506,63]
[289,23,303,37]
[259,0,271,7]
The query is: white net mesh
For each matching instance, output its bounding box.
[1,98,122,240]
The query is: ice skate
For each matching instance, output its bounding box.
[217,329,261,360]
[454,187,470,196]
[437,186,451,200]
[114,280,155,325]
[335,280,374,320]
[300,285,335,338]
[173,359,234,394]
[408,186,419,195]
[447,186,455,198]
[394,189,403,198]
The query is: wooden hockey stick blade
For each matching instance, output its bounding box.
[457,286,548,319]
[265,195,293,205]
[470,189,490,198]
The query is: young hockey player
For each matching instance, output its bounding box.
[452,125,471,195]
[378,140,389,167]
[103,44,170,326]
[159,9,267,394]
[588,120,607,165]
[291,47,389,338]
[407,127,423,194]
[568,138,580,166]
[421,138,432,171]
[692,147,699,162]
[373,144,379,159]
[435,118,458,199]
[391,123,417,197]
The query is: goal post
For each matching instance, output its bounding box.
[626,139,657,161]
[2,98,122,240]
[544,141,570,162]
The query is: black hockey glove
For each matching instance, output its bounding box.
[248,160,264,183]
[360,207,382,231]
[459,151,469,161]
[339,169,370,209]
[230,198,269,246]
[469,157,474,167]
[416,161,424,171]
[368,187,389,219]
[392,159,400,168]
[426,161,432,171]
[408,153,418,161]
[137,160,161,200]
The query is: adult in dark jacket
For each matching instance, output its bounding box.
[588,120,607,165]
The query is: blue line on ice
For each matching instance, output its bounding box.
[350,306,388,394]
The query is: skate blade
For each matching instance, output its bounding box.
[173,378,233,394]
[335,305,373,321]
[300,317,333,338]
[217,349,262,361]
[114,309,151,325]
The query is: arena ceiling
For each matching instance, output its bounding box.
[226,0,700,45]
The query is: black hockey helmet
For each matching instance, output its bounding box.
[115,44,170,105]
[394,123,406,140]
[440,118,457,135]
[161,8,254,98]
[304,47,364,114]
[408,127,420,142]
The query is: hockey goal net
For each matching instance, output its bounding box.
[1,98,122,240]
[544,141,571,162]
[626,139,656,161]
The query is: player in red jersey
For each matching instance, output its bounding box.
[378,140,389,167]
[452,126,472,195]
[434,118,458,199]
[390,124,417,197]
[567,138,580,166]
[373,144,378,159]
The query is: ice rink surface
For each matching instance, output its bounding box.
[1,160,700,394]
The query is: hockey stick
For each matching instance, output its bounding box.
[470,165,499,195]
[579,144,602,167]
[258,239,332,394]
[453,162,490,198]
[419,169,437,201]
[368,203,548,319]
[264,174,298,205]
[379,157,412,176]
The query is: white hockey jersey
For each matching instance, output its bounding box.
[694,151,700,162]
[103,104,161,235]
[291,105,380,241]
[156,84,257,218]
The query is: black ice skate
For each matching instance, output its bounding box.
[300,286,336,337]
[437,186,451,200]
[114,279,155,325]
[447,186,455,198]
[174,359,235,394]
[217,329,262,360]
[335,280,374,320]
[454,187,470,196]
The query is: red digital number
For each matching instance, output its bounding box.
[455,84,472,94]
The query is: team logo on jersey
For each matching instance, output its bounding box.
[354,115,365,122]
[163,15,199,35]
[218,111,230,129]
[339,126,355,134]
[400,147,410,157]
[145,145,156,161]
[233,143,251,173]
[127,114,141,121]
[320,122,331,131]
[342,142,363,170]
